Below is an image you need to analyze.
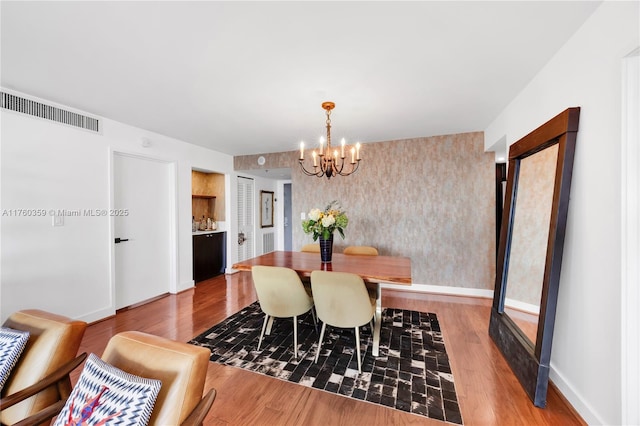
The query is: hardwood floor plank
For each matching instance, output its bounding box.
[73,272,585,425]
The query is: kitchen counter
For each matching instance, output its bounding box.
[193,230,225,235]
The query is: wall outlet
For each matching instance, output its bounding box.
[300,212,306,220]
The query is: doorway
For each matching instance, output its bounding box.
[237,176,254,262]
[284,183,292,251]
[113,153,173,309]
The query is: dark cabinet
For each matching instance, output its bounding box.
[193,232,226,283]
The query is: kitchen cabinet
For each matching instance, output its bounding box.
[193,232,226,283]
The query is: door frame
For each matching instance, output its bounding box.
[621,48,639,426]
[276,179,292,251]
[109,149,178,311]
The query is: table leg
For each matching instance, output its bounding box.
[372,284,382,357]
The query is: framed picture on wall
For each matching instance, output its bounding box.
[260,190,274,228]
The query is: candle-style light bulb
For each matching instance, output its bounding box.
[341,138,345,158]
[356,142,361,160]
[334,149,338,160]
[312,150,317,167]
[299,141,304,160]
[350,147,355,164]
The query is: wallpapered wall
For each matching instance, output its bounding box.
[235,132,495,289]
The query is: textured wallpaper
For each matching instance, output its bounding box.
[235,132,495,289]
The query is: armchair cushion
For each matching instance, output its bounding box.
[0,328,30,391]
[53,353,161,426]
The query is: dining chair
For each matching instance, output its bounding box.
[251,265,315,359]
[343,246,379,256]
[301,243,320,253]
[311,270,376,373]
[0,310,87,426]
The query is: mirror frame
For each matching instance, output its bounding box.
[489,107,580,407]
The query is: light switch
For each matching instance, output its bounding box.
[52,215,64,227]
[301,212,306,220]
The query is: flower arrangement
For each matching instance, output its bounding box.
[302,200,348,241]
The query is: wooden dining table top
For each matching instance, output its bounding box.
[232,251,412,285]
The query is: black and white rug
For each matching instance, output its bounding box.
[189,302,463,424]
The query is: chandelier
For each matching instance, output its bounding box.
[298,102,361,179]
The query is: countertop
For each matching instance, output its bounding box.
[193,230,226,235]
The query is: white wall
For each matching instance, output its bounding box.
[484,2,639,424]
[1,90,234,323]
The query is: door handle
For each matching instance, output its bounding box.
[114,238,129,244]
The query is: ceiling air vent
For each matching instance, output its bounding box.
[1,91,100,132]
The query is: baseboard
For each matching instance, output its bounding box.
[549,365,603,425]
[179,279,195,291]
[382,282,494,299]
[77,306,115,324]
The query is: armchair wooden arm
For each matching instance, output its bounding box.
[0,352,87,410]
[180,388,217,426]
[1,353,87,426]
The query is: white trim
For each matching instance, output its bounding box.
[76,307,115,324]
[503,298,540,315]
[549,364,604,425]
[621,48,640,426]
[381,283,494,299]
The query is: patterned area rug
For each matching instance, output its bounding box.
[189,302,463,424]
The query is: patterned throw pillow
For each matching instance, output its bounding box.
[0,327,30,391]
[53,353,161,426]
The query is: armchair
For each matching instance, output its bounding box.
[0,309,87,426]
[100,331,216,426]
[7,331,216,426]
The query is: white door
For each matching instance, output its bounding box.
[114,153,171,309]
[237,177,254,261]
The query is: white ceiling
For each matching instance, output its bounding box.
[1,1,600,159]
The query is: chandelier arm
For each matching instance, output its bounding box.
[298,160,324,177]
[336,159,361,176]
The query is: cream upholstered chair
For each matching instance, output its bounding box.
[301,243,320,253]
[343,246,379,256]
[100,331,216,426]
[0,310,87,426]
[251,265,315,359]
[311,271,376,373]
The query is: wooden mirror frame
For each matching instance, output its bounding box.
[489,107,580,407]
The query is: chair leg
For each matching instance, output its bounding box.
[315,322,327,363]
[293,315,298,359]
[266,316,275,335]
[258,314,269,351]
[311,307,318,334]
[355,326,362,373]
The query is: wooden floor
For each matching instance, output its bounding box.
[76,272,585,425]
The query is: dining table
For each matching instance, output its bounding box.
[232,250,412,357]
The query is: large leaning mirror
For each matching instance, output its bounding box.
[489,107,580,407]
